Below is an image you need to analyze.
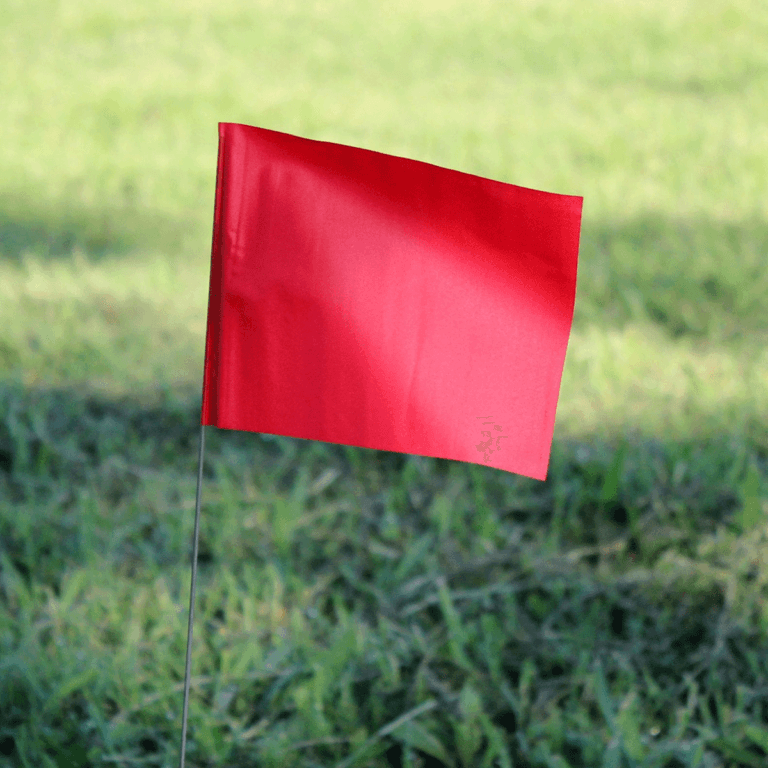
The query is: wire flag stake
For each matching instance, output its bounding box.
[179,424,206,768]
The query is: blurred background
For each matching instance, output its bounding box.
[1,1,767,766]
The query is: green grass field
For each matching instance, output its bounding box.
[1,0,767,766]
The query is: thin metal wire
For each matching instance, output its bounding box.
[179,423,206,768]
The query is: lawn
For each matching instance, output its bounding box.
[1,0,767,766]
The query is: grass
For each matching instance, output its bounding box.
[1,0,768,765]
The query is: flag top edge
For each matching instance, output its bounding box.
[218,121,584,204]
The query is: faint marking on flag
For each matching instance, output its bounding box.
[476,416,509,463]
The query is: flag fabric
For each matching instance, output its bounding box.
[201,122,582,481]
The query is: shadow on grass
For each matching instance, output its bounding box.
[0,202,198,266]
[0,376,766,767]
[2,197,766,352]
[574,212,768,347]
[0,375,762,583]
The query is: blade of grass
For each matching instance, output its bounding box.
[333,699,437,768]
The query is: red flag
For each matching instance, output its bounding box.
[201,123,582,481]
